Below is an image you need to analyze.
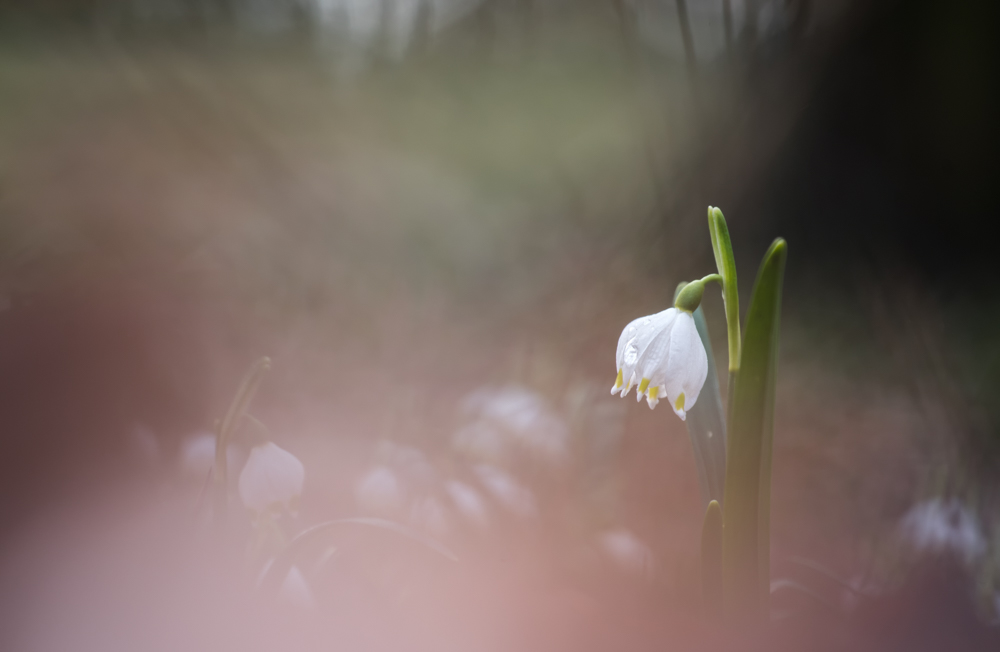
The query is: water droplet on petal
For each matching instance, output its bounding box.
[624,342,638,365]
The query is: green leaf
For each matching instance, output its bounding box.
[701,500,724,620]
[674,283,727,508]
[721,238,787,624]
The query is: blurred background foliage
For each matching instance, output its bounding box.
[2,0,1000,642]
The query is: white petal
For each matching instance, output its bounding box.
[663,312,708,420]
[636,308,681,387]
[615,309,676,391]
[620,371,636,398]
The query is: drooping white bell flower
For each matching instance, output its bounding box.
[239,442,305,514]
[611,307,708,419]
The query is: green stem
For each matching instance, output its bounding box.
[708,207,740,374]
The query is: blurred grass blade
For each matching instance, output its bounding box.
[721,238,787,624]
[674,283,727,507]
[701,500,724,620]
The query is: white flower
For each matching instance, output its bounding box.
[899,498,986,564]
[459,386,569,465]
[598,528,654,580]
[473,464,537,518]
[355,465,405,515]
[611,307,708,419]
[238,442,305,514]
[409,496,452,537]
[446,480,490,528]
[180,432,244,478]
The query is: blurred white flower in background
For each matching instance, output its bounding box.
[446,480,490,529]
[379,442,438,490]
[899,498,986,564]
[279,566,316,610]
[458,385,569,465]
[409,496,452,538]
[355,465,405,515]
[453,420,508,465]
[473,464,537,519]
[597,528,654,581]
[612,307,707,419]
[179,431,245,479]
[238,442,305,514]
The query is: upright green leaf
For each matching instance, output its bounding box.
[721,239,787,624]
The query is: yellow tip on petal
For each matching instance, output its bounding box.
[614,369,623,389]
[646,386,659,409]
[636,378,650,403]
[673,392,688,419]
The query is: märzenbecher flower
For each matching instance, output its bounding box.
[239,442,305,515]
[612,306,708,419]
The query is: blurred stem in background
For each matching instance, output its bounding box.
[674,0,697,80]
[214,357,270,525]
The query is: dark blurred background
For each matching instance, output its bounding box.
[1,0,999,649]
